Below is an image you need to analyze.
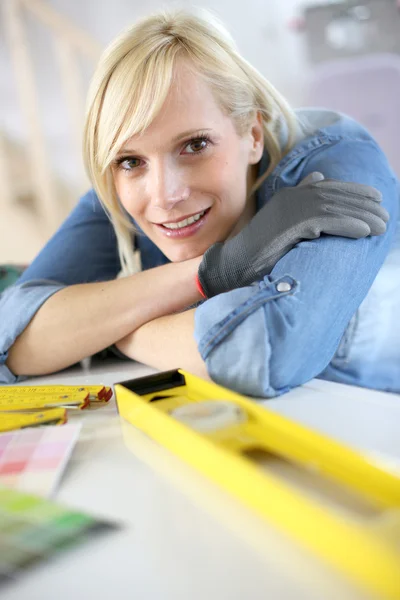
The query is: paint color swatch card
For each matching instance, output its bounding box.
[0,424,81,497]
[0,487,119,588]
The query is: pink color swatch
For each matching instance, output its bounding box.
[0,424,81,497]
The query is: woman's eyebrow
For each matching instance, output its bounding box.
[116,128,214,156]
[172,127,213,142]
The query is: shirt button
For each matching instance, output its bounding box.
[276,282,292,292]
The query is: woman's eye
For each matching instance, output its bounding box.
[118,157,142,171]
[184,137,209,154]
[115,137,211,172]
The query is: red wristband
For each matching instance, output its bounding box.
[195,274,207,299]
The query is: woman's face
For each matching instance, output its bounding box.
[112,63,264,262]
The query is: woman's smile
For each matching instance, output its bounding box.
[152,207,211,238]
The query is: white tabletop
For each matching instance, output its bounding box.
[3,358,400,600]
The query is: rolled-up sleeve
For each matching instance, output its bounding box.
[0,281,65,383]
[0,189,121,383]
[194,139,399,397]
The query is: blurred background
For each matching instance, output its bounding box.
[1,0,400,265]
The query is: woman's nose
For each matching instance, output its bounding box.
[149,159,189,210]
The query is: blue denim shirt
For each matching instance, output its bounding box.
[1,109,399,396]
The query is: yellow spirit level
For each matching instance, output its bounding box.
[115,369,400,600]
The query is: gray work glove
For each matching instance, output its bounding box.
[197,172,389,298]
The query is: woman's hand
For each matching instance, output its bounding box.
[197,173,389,297]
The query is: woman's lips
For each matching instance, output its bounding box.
[154,208,211,239]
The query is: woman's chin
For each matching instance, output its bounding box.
[158,240,211,263]
[166,248,205,263]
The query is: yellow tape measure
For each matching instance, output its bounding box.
[0,390,89,411]
[0,408,67,433]
[0,385,112,403]
[0,385,112,433]
[115,369,400,600]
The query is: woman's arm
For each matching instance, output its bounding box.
[115,308,210,379]
[195,139,399,396]
[7,259,202,377]
[2,189,202,378]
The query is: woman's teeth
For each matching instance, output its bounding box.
[162,209,206,230]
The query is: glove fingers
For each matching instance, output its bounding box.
[321,216,372,238]
[354,198,389,221]
[345,211,387,235]
[318,180,383,202]
[323,198,389,222]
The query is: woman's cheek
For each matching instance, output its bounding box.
[117,179,143,219]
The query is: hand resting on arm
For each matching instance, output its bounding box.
[7,256,202,377]
[197,173,388,298]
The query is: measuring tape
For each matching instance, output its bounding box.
[0,408,67,432]
[0,385,112,402]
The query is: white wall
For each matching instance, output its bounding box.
[45,0,311,105]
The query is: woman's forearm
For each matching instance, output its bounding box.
[115,308,210,379]
[7,258,202,376]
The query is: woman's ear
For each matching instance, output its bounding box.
[249,111,264,164]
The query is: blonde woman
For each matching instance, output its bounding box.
[1,10,399,396]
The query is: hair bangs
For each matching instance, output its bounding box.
[100,44,181,173]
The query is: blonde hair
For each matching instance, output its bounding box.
[83,8,300,275]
